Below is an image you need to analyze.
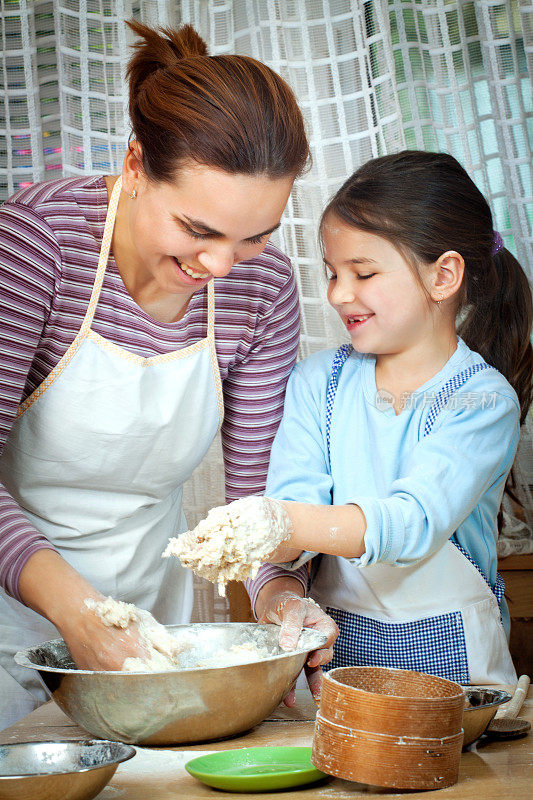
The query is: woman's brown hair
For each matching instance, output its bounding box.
[321,150,533,525]
[125,20,309,182]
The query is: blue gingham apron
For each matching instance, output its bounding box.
[312,344,516,685]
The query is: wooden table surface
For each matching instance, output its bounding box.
[1,687,532,799]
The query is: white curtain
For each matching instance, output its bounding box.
[1,1,532,618]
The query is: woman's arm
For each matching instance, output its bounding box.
[218,257,338,694]
[254,575,338,704]
[220,249,300,503]
[18,550,146,668]
[218,250,304,603]
[0,202,147,669]
[0,202,62,598]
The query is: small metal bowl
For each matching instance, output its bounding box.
[15,623,327,746]
[462,688,512,747]
[0,739,135,800]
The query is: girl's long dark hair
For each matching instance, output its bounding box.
[321,150,533,525]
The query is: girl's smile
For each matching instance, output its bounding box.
[323,214,436,358]
[345,313,375,331]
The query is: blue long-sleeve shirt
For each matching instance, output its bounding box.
[265,338,520,630]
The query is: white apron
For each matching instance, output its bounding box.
[0,176,224,728]
[310,344,516,686]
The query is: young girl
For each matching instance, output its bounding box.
[181,150,531,687]
[250,149,533,685]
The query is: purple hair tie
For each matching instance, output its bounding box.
[492,231,504,256]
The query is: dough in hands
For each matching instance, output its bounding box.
[85,596,272,670]
[162,496,292,595]
[84,596,187,672]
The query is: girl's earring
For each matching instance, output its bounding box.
[130,187,137,200]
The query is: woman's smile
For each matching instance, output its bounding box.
[172,257,212,284]
[114,162,294,304]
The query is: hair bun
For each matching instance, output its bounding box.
[126,20,208,91]
[164,23,208,58]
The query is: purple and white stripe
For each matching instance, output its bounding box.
[0,175,300,602]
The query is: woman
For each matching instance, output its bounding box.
[0,21,336,728]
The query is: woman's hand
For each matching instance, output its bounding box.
[58,602,148,671]
[256,584,339,706]
[18,549,148,671]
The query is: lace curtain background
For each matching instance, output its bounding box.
[1,0,532,619]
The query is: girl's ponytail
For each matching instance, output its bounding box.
[458,247,533,426]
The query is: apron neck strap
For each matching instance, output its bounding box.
[206,278,216,343]
[80,175,123,336]
[80,175,216,341]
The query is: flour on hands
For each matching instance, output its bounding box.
[162,496,292,595]
[84,596,187,672]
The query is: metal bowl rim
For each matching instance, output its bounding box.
[0,739,136,780]
[463,688,512,711]
[14,623,328,676]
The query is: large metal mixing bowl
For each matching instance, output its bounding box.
[14,623,327,746]
[0,739,135,800]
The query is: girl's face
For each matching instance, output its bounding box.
[323,214,435,356]
[120,157,294,296]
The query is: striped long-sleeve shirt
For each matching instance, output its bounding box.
[0,174,306,603]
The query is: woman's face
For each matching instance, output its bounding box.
[119,153,294,296]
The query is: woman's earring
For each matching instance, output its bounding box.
[130,187,137,200]
[436,294,443,307]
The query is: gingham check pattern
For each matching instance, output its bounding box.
[423,362,496,436]
[325,344,353,460]
[324,606,470,682]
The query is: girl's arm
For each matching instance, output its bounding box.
[266,369,520,571]
[268,501,367,562]
[261,353,368,562]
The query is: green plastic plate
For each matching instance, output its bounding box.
[185,746,328,792]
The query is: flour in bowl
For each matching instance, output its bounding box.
[162,496,292,595]
[194,642,271,668]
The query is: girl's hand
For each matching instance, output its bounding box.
[265,540,303,564]
[258,590,339,706]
